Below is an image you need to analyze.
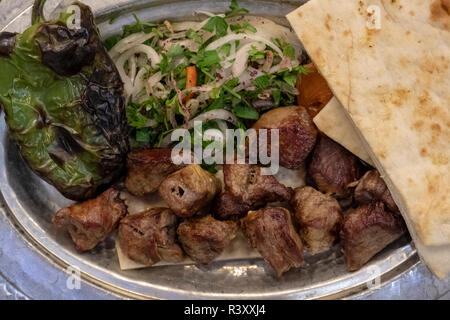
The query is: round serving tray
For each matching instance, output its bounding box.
[0,0,419,299]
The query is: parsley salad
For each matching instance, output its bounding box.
[105,0,310,158]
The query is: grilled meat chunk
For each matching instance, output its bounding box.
[212,192,252,221]
[177,215,238,264]
[125,148,185,197]
[340,201,405,271]
[53,188,127,251]
[290,186,342,254]
[252,106,318,169]
[354,170,399,213]
[242,207,304,276]
[296,63,333,118]
[308,135,362,198]
[159,164,221,218]
[224,164,293,207]
[118,207,184,266]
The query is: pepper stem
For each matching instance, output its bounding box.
[32,0,47,25]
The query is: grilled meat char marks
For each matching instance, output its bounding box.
[354,170,399,213]
[290,186,342,254]
[177,215,238,265]
[126,148,186,196]
[118,207,184,266]
[252,106,318,169]
[212,192,252,221]
[340,201,405,271]
[242,207,304,277]
[308,135,362,198]
[159,164,221,218]
[224,163,293,208]
[53,187,127,251]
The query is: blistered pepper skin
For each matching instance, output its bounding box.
[0,2,129,201]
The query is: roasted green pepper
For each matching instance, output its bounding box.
[0,1,129,201]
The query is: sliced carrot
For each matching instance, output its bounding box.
[183,66,197,103]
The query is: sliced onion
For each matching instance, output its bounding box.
[145,71,163,95]
[131,68,147,99]
[187,110,237,129]
[109,32,156,59]
[215,119,228,134]
[128,55,137,83]
[196,11,225,18]
[204,129,224,143]
[206,33,283,57]
[171,17,211,32]
[116,45,162,96]
[232,42,265,78]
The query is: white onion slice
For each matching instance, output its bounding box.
[206,33,283,57]
[109,32,156,59]
[187,110,237,129]
[232,42,265,78]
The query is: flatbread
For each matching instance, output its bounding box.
[313,97,374,166]
[287,0,450,278]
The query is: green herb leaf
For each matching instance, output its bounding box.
[230,22,257,33]
[283,44,295,60]
[193,50,221,68]
[282,73,297,87]
[219,43,232,57]
[253,75,273,90]
[136,128,150,143]
[226,0,249,18]
[186,29,203,44]
[272,89,281,105]
[234,105,259,120]
[103,35,122,51]
[202,16,228,38]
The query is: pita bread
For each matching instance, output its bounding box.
[287,0,450,278]
[313,97,374,166]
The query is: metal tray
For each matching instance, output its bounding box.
[0,0,419,299]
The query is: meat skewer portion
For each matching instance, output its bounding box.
[340,201,405,271]
[224,163,293,208]
[53,187,127,251]
[177,215,238,265]
[212,192,252,221]
[252,105,318,169]
[242,207,304,277]
[308,135,362,198]
[118,207,184,266]
[125,148,186,196]
[354,170,399,213]
[159,164,222,218]
[290,186,342,254]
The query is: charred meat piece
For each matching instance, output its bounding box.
[354,170,399,213]
[177,215,238,264]
[212,192,252,221]
[158,164,221,218]
[53,188,127,251]
[242,207,304,276]
[252,106,318,169]
[290,186,342,254]
[308,135,362,198]
[118,207,184,266]
[223,164,293,207]
[296,63,333,118]
[125,148,185,196]
[340,201,405,271]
